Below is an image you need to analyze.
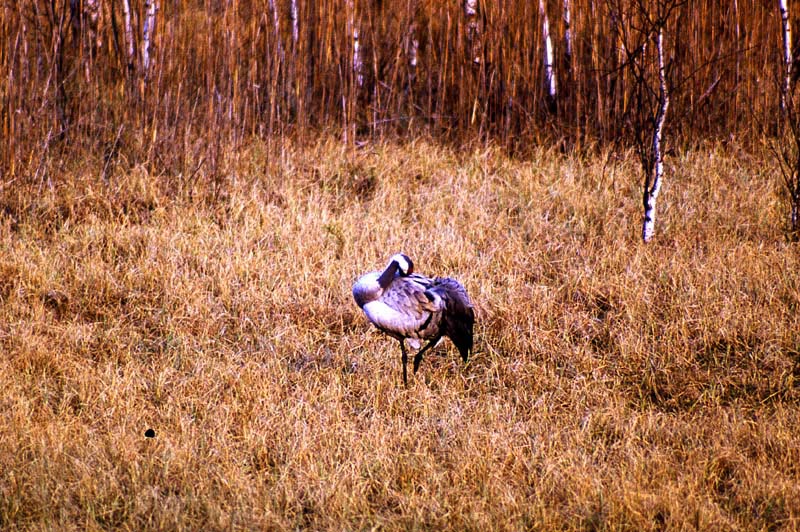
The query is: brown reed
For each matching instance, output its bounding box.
[0,1,782,178]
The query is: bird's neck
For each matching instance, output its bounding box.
[377,260,399,290]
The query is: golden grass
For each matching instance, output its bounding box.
[1,138,799,530]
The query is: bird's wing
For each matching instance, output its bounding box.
[430,277,474,361]
[431,277,473,309]
[360,275,439,337]
[384,275,440,317]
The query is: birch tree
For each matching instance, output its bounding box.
[642,25,668,242]
[780,0,792,118]
[121,0,135,74]
[464,0,481,65]
[774,0,800,239]
[346,0,363,87]
[267,0,285,63]
[774,127,800,240]
[141,0,158,81]
[563,0,572,75]
[407,22,419,86]
[539,0,557,104]
[290,0,299,48]
[286,0,299,118]
[613,0,681,243]
[353,29,364,87]
[85,0,102,52]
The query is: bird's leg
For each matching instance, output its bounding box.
[400,341,408,387]
[413,335,441,374]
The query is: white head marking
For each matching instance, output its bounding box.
[389,253,413,275]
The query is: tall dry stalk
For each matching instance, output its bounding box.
[0,0,792,176]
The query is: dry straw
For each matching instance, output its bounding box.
[1,139,798,529]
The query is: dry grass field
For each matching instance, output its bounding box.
[1,138,799,530]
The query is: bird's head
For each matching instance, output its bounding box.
[389,253,414,276]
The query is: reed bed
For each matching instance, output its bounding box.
[0,1,784,177]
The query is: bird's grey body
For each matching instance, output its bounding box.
[353,253,474,385]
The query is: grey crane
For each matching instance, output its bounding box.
[352,253,475,386]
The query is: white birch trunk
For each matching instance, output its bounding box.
[353,28,363,87]
[408,23,418,82]
[563,0,572,73]
[733,0,740,99]
[267,0,285,62]
[287,0,299,117]
[345,0,363,87]
[780,0,792,117]
[642,27,669,243]
[290,0,299,48]
[85,0,102,51]
[142,0,158,80]
[122,0,135,73]
[464,0,478,18]
[779,1,800,237]
[464,0,481,64]
[539,0,557,100]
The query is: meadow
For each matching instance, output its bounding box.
[1,138,798,530]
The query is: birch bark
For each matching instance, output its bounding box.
[142,0,158,80]
[121,0,135,73]
[563,0,572,73]
[539,0,556,101]
[85,0,102,51]
[290,0,299,48]
[780,0,792,117]
[642,27,669,243]
[353,28,363,87]
[464,0,481,64]
[408,22,418,83]
[267,0,285,62]
[778,0,800,236]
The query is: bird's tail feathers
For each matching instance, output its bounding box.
[450,318,473,362]
[434,278,475,362]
